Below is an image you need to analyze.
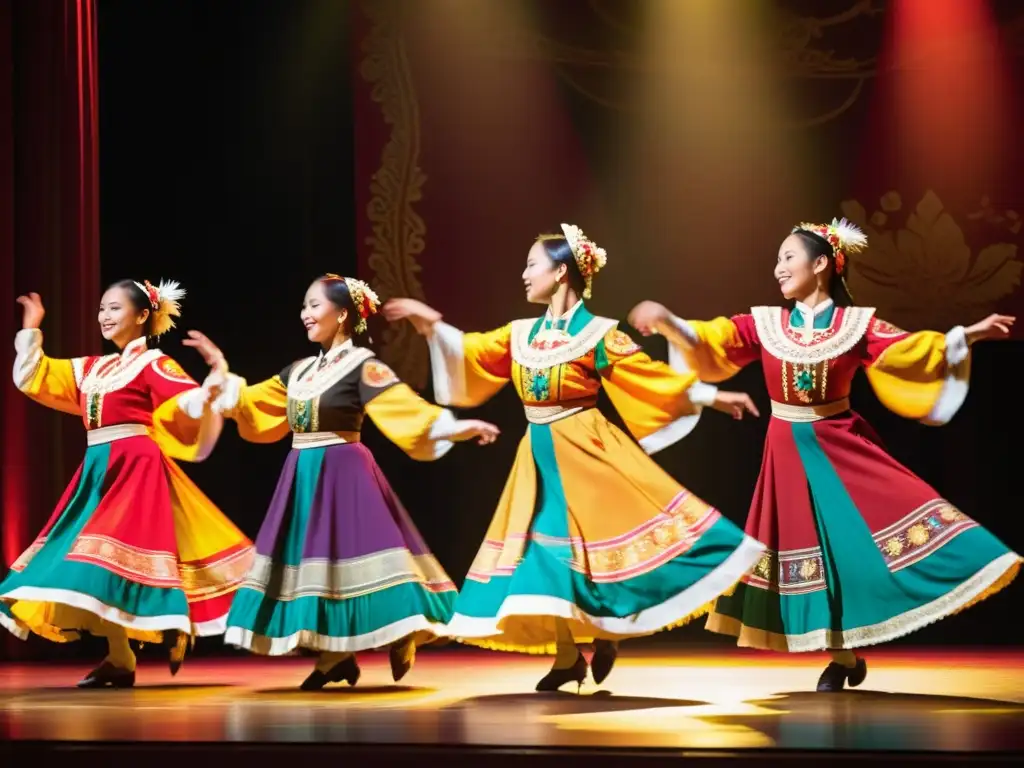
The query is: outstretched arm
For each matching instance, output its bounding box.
[383,298,512,407]
[360,357,499,461]
[629,300,761,383]
[12,293,83,415]
[862,313,1013,425]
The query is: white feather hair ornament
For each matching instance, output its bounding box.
[134,278,186,337]
[795,217,868,276]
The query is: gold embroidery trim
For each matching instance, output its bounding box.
[523,400,596,425]
[242,549,456,601]
[770,398,850,422]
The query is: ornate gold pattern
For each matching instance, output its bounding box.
[152,356,195,384]
[361,358,400,389]
[875,500,976,572]
[603,328,641,356]
[10,538,45,572]
[510,316,617,369]
[870,317,907,338]
[179,546,255,600]
[745,545,827,596]
[841,190,1022,331]
[68,535,181,588]
[243,549,456,601]
[466,492,720,584]
[752,306,875,364]
[359,0,429,389]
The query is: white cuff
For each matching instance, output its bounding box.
[406,408,457,461]
[426,321,468,407]
[687,381,719,407]
[12,328,43,390]
[922,326,971,426]
[427,408,461,440]
[945,325,969,366]
[210,373,245,414]
[177,388,209,420]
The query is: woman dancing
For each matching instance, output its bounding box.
[628,217,1022,691]
[384,224,766,691]
[184,275,499,690]
[0,280,254,688]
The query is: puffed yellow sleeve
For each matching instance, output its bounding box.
[360,358,463,461]
[597,326,719,455]
[212,370,292,444]
[12,328,83,416]
[426,321,511,407]
[144,355,211,462]
[657,313,761,383]
[861,317,970,426]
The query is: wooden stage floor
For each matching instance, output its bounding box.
[1,647,1022,765]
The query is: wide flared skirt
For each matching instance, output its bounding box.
[0,435,254,644]
[223,442,457,655]
[707,412,1021,652]
[447,409,765,654]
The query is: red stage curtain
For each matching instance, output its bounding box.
[0,0,100,660]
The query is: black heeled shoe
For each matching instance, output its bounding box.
[165,629,190,677]
[591,639,618,685]
[77,661,135,689]
[816,656,868,692]
[535,651,588,693]
[300,655,362,691]
[390,636,415,683]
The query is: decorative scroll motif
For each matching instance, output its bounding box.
[466,0,883,128]
[841,190,1022,332]
[360,0,429,388]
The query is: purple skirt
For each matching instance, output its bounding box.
[223,442,457,655]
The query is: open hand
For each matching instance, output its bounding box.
[382,298,442,335]
[453,419,500,445]
[16,292,45,330]
[711,391,759,420]
[964,313,1015,344]
[182,330,227,373]
[628,300,671,336]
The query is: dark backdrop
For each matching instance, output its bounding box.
[20,0,1023,661]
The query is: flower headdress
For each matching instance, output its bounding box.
[558,223,608,299]
[323,274,380,335]
[133,279,185,338]
[793,217,867,300]
[793,217,867,277]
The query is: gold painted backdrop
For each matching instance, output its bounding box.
[354,0,1024,388]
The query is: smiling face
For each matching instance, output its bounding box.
[522,240,567,304]
[98,285,148,348]
[774,233,830,301]
[301,280,346,345]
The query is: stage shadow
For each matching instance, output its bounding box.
[448,692,707,716]
[761,690,1024,709]
[254,685,435,696]
[24,683,233,694]
[690,690,1024,752]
